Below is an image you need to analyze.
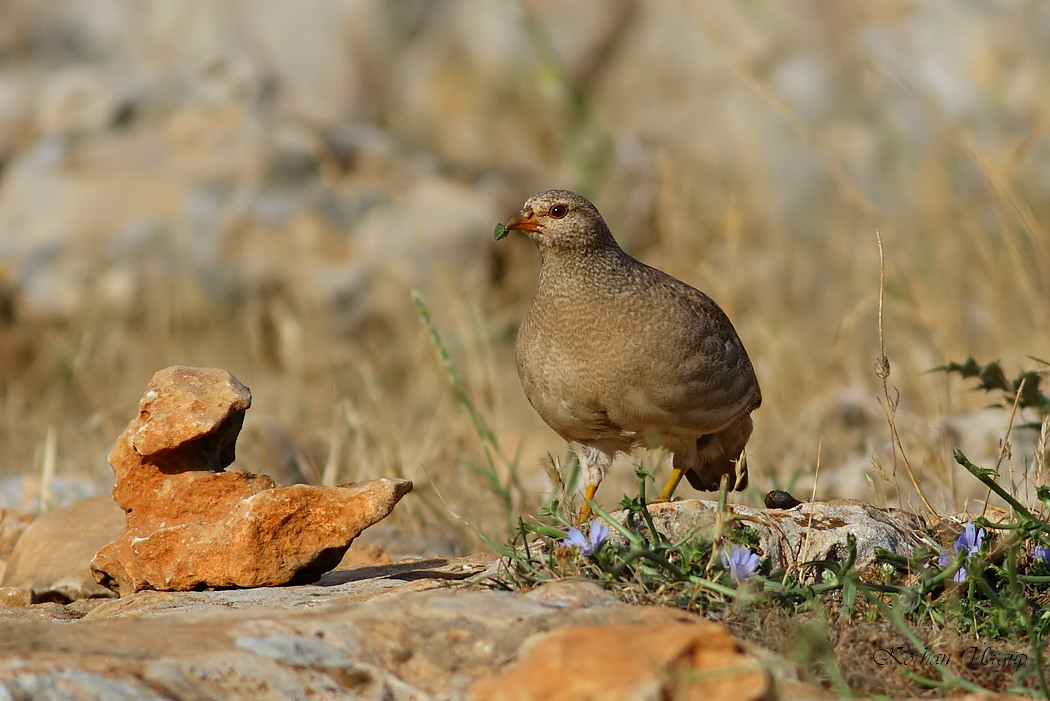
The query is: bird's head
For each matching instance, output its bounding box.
[495,190,615,251]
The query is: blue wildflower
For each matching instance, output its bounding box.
[938,520,985,583]
[562,520,609,556]
[1033,545,1050,563]
[720,544,760,583]
[955,520,984,555]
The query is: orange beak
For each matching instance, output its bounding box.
[504,209,542,234]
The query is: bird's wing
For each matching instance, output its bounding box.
[616,268,760,432]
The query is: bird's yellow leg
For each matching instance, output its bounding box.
[655,467,686,503]
[575,483,598,525]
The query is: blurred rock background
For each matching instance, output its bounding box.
[0,1,1047,551]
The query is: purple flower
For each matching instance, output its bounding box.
[562,520,609,556]
[1033,545,1050,563]
[955,520,984,555]
[938,520,985,583]
[720,544,760,583]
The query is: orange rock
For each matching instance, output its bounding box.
[90,366,412,596]
[467,621,773,701]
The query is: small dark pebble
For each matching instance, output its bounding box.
[764,490,802,509]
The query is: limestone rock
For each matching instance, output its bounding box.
[484,499,935,588]
[1,497,123,602]
[467,621,773,701]
[618,498,932,577]
[90,366,412,596]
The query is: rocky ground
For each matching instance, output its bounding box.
[0,498,890,701]
[0,362,1037,697]
[0,364,934,699]
[1,541,779,700]
[0,493,1038,700]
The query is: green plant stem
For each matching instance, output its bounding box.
[684,575,740,599]
[413,289,526,526]
[589,502,647,549]
[1016,575,1050,583]
[954,449,1045,529]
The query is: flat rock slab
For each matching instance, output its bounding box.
[1,496,122,602]
[0,555,775,701]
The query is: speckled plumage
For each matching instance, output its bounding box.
[500,190,761,518]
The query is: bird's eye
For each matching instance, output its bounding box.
[549,204,567,218]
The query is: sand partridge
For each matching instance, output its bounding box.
[496,190,761,522]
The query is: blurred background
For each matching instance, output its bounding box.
[0,0,1047,554]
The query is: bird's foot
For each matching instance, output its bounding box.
[573,483,599,525]
[654,467,686,503]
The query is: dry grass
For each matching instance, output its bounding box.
[0,1,1047,551]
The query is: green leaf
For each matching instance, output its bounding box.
[934,357,1050,414]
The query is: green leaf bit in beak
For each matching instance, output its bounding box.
[493,222,509,241]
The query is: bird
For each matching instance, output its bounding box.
[495,189,761,523]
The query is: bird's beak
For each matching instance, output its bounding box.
[496,209,542,241]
